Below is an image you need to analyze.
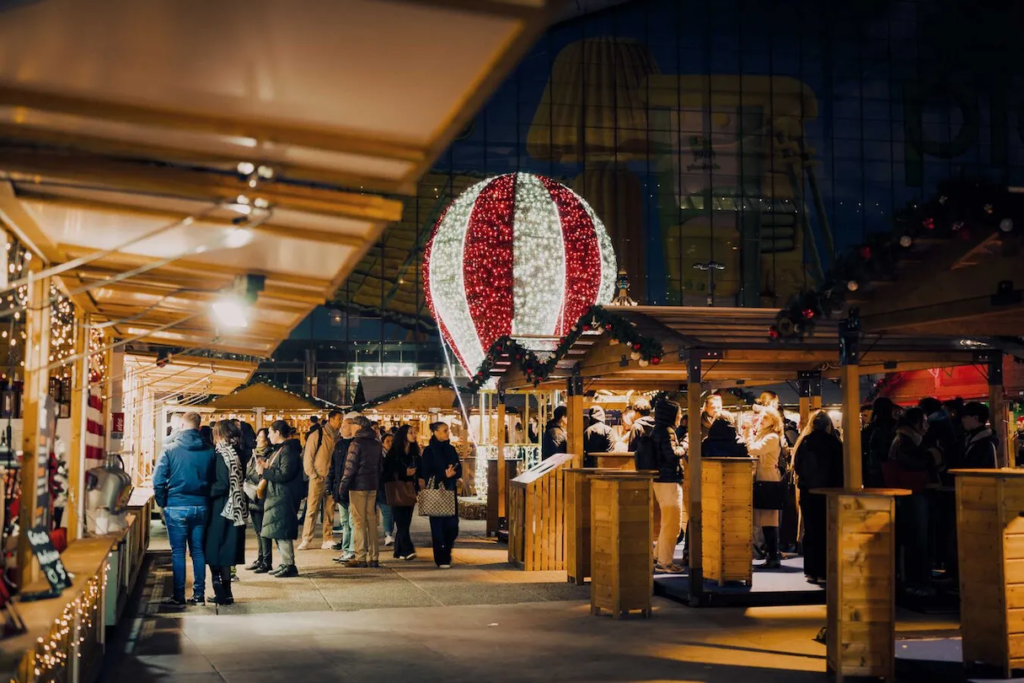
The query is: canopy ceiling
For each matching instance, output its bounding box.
[125,353,257,397]
[0,0,560,391]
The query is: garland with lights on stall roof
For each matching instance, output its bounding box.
[771,179,1022,341]
[466,305,664,391]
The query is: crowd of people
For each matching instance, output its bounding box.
[152,411,464,608]
[571,390,1003,590]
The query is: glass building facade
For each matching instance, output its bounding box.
[288,0,1024,400]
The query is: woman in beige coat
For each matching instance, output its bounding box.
[748,406,784,569]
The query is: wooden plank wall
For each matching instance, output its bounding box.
[827,493,896,683]
[507,455,577,571]
[956,473,1024,677]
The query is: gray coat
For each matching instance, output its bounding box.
[260,439,303,541]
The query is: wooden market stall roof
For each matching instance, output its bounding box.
[207,380,338,413]
[0,0,560,371]
[354,376,469,414]
[492,306,1001,392]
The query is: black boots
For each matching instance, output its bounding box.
[756,526,782,570]
[209,566,234,605]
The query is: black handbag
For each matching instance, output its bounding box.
[753,481,787,510]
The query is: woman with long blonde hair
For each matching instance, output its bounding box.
[748,405,785,569]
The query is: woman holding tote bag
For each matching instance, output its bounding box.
[383,425,422,561]
[419,422,462,569]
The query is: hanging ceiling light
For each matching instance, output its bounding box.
[212,274,265,330]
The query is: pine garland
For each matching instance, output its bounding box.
[467,305,665,391]
[772,179,1022,341]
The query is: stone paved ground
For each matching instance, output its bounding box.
[100,515,964,682]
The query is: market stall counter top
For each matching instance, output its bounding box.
[2,532,123,682]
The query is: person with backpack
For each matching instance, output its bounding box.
[650,400,686,574]
[298,410,340,550]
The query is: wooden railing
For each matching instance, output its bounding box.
[508,452,579,570]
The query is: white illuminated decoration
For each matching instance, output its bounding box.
[512,173,565,340]
[423,172,617,376]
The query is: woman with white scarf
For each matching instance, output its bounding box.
[205,419,249,605]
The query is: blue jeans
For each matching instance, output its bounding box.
[336,504,353,554]
[164,506,207,599]
[379,502,394,536]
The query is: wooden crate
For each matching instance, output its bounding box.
[590,476,654,619]
[818,488,907,683]
[507,453,578,571]
[702,457,755,586]
[953,469,1024,678]
[566,469,655,586]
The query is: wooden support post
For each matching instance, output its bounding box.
[496,393,507,524]
[67,311,89,542]
[988,353,1010,468]
[686,355,704,605]
[839,318,863,490]
[567,368,584,461]
[17,272,51,588]
[808,371,823,413]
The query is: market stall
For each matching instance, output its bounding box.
[484,304,996,605]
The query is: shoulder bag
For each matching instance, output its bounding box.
[417,476,456,518]
[385,462,418,507]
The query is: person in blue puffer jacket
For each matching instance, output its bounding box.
[153,411,216,607]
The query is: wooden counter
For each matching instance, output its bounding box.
[2,534,119,683]
[702,458,755,586]
[952,469,1024,678]
[592,452,636,471]
[814,488,910,683]
[508,453,578,571]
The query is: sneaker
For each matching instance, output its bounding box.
[186,594,205,605]
[369,560,380,568]
[661,563,685,574]
[160,596,187,607]
[438,564,452,569]
[403,553,417,561]
[384,535,394,547]
[345,559,368,568]
[331,541,345,551]
[274,565,299,578]
[268,564,289,576]
[340,551,355,561]
[253,562,272,574]
[320,541,335,550]
[297,542,311,551]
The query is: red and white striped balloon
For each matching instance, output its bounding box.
[423,172,617,375]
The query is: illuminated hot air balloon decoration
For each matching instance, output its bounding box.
[423,173,617,376]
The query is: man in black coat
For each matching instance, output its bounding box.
[628,397,655,452]
[541,406,568,460]
[327,412,360,561]
[583,406,614,467]
[340,415,384,568]
[962,401,998,469]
